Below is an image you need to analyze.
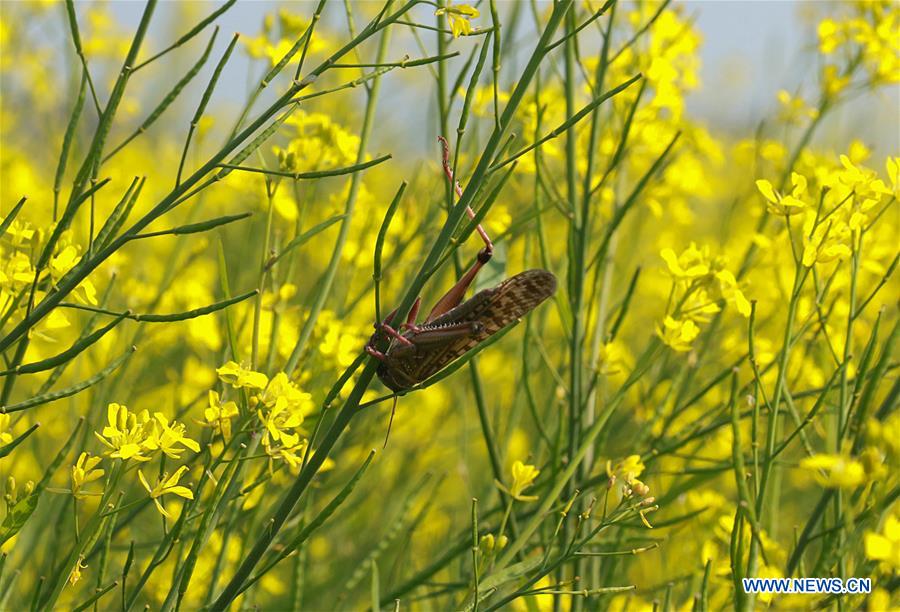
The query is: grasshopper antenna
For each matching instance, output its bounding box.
[383,395,399,449]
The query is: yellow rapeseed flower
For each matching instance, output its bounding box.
[508,460,539,501]
[756,173,809,215]
[800,453,866,489]
[70,452,104,500]
[801,218,852,268]
[143,413,201,460]
[216,361,269,390]
[68,556,87,586]
[660,243,710,279]
[776,90,819,123]
[138,466,194,519]
[657,316,700,352]
[94,403,152,462]
[864,512,900,572]
[205,390,239,442]
[435,4,479,38]
[0,414,12,445]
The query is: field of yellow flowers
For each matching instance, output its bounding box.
[1,1,898,610]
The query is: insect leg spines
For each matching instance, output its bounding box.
[425,137,496,323]
[438,135,493,257]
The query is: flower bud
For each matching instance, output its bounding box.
[496,535,508,550]
[632,480,650,497]
[479,534,495,554]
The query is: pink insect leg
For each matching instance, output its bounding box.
[425,137,495,323]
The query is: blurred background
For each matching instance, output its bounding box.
[1,1,898,609]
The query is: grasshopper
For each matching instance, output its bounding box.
[365,137,557,395]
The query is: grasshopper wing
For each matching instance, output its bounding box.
[381,269,556,389]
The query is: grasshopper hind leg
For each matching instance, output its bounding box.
[425,137,496,323]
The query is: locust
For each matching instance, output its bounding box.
[365,137,557,398]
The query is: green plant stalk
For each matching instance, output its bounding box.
[373,183,407,323]
[104,25,219,162]
[730,371,760,612]
[239,451,376,594]
[213,5,575,606]
[1,347,134,414]
[208,362,378,610]
[177,32,240,186]
[747,266,807,594]
[93,177,142,249]
[52,71,87,221]
[1,311,127,376]
[228,0,321,139]
[338,474,434,601]
[283,18,391,376]
[209,16,397,605]
[132,0,236,71]
[576,2,616,591]
[472,497,481,612]
[561,7,585,608]
[252,184,277,368]
[167,437,255,611]
[61,0,156,232]
[833,237,861,584]
[433,7,509,527]
[40,462,124,608]
[63,0,102,114]
[494,339,659,573]
[0,0,418,358]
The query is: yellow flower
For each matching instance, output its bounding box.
[818,18,843,54]
[267,439,308,468]
[864,513,900,572]
[318,311,365,368]
[822,64,850,96]
[71,452,104,500]
[660,243,710,279]
[435,4,479,38]
[714,270,752,317]
[657,316,700,352]
[776,90,818,123]
[258,397,304,449]
[801,218,852,267]
[800,453,866,489]
[596,341,628,376]
[885,156,900,197]
[216,361,269,390]
[257,372,314,418]
[68,556,87,586]
[205,390,239,442]
[837,154,891,208]
[508,460,539,501]
[611,455,646,483]
[143,413,201,460]
[94,403,152,462]
[867,412,900,459]
[138,465,194,519]
[756,173,809,215]
[0,414,12,445]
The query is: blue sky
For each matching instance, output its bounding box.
[106,1,898,159]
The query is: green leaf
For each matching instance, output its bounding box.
[0,493,39,546]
